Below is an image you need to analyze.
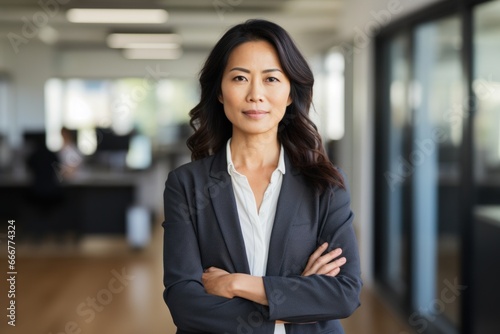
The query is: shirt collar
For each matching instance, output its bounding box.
[226,138,286,176]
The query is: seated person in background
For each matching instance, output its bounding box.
[57,127,83,179]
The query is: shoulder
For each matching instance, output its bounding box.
[166,149,227,188]
[336,167,351,191]
[171,155,212,174]
[167,155,214,182]
[321,166,351,205]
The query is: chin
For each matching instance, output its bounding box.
[236,126,278,137]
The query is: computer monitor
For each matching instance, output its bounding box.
[95,128,131,153]
[23,131,46,149]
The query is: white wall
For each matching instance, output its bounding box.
[14,42,53,128]
[54,49,207,79]
[0,41,9,70]
[350,41,376,286]
[341,0,441,39]
[0,40,52,146]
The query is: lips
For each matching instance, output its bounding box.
[242,110,268,119]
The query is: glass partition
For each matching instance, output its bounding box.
[377,32,412,303]
[412,15,463,330]
[375,1,500,333]
[472,2,500,333]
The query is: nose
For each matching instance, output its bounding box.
[247,80,264,103]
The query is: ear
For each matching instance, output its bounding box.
[218,93,224,104]
[286,95,292,106]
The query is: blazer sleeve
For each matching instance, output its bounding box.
[261,172,362,323]
[162,170,275,333]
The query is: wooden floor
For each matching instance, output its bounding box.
[0,226,416,334]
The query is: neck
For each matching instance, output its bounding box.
[230,133,280,171]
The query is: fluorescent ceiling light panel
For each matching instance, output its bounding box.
[123,48,182,60]
[107,33,182,49]
[124,43,180,49]
[67,9,168,24]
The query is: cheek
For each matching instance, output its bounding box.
[222,105,234,123]
[274,89,291,110]
[276,85,291,106]
[220,86,242,107]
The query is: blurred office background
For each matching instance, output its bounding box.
[0,0,499,333]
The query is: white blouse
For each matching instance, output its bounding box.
[226,139,286,334]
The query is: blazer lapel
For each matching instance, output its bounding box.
[208,147,251,274]
[266,153,306,276]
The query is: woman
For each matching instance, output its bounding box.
[163,19,362,334]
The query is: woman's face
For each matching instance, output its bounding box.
[219,40,292,139]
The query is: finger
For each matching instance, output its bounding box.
[316,257,346,275]
[205,267,224,274]
[303,244,326,274]
[303,243,328,273]
[304,249,332,276]
[305,248,342,275]
[202,267,216,282]
[303,250,342,276]
[325,267,341,277]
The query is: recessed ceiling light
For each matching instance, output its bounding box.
[38,26,59,45]
[107,33,182,49]
[123,48,182,60]
[66,9,168,24]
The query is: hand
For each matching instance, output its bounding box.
[302,243,346,277]
[202,267,234,299]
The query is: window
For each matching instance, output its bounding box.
[325,51,345,141]
[45,77,198,169]
[412,15,463,330]
[376,32,412,304]
[0,74,9,169]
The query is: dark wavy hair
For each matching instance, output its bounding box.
[187,19,344,192]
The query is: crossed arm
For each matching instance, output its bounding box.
[202,242,347,306]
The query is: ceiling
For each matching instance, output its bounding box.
[0,0,344,55]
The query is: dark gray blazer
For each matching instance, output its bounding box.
[162,146,362,334]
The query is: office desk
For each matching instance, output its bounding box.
[0,169,137,236]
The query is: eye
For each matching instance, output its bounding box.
[266,77,280,82]
[233,75,247,82]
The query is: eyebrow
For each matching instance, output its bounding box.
[229,67,283,74]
